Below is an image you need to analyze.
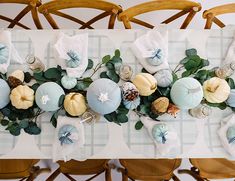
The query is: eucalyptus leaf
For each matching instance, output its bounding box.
[24,122,41,135]
[86,59,94,71]
[33,72,47,82]
[100,72,109,78]
[186,49,197,57]
[106,69,120,83]
[182,70,191,77]
[102,55,111,64]
[24,72,32,83]
[19,120,29,129]
[184,56,201,70]
[115,49,121,58]
[8,123,21,136]
[0,119,9,126]
[106,62,114,70]
[58,95,65,107]
[135,121,143,130]
[50,112,58,128]
[226,78,235,89]
[44,68,62,80]
[117,114,128,123]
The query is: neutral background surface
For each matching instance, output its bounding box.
[0,0,235,180]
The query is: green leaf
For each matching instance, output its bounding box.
[180,57,190,64]
[135,121,143,130]
[24,72,32,83]
[24,122,41,135]
[117,114,128,123]
[226,78,235,89]
[172,72,178,83]
[106,62,114,70]
[104,112,119,125]
[76,77,93,90]
[186,49,197,57]
[19,120,29,129]
[44,68,62,80]
[33,72,47,82]
[184,56,201,70]
[8,123,21,136]
[31,83,40,92]
[206,102,227,110]
[182,70,191,77]
[50,112,58,128]
[201,59,209,67]
[0,119,9,126]
[110,56,122,64]
[100,72,109,78]
[139,105,150,114]
[102,55,111,64]
[86,59,94,71]
[58,95,65,107]
[195,70,208,80]
[106,69,120,83]
[114,49,121,58]
[117,106,129,115]
[1,108,11,117]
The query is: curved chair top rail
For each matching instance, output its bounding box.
[38,0,122,13]
[203,3,235,18]
[118,0,201,20]
[0,0,41,6]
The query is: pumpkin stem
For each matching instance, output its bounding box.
[206,85,219,93]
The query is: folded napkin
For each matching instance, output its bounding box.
[224,32,235,66]
[52,116,85,162]
[131,29,169,74]
[54,32,88,78]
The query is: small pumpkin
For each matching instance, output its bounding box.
[61,75,77,90]
[0,43,9,64]
[66,50,81,68]
[10,70,24,82]
[152,97,169,114]
[64,93,87,116]
[10,85,34,109]
[123,97,140,110]
[58,124,79,145]
[132,73,157,96]
[147,48,164,66]
[154,69,173,87]
[0,79,10,109]
[227,89,235,107]
[152,123,169,144]
[203,77,230,103]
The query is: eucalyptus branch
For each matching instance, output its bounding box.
[89,62,104,78]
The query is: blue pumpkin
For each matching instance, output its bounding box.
[170,77,203,109]
[61,75,77,90]
[58,124,78,145]
[87,78,121,115]
[226,126,235,144]
[227,89,235,107]
[152,123,169,144]
[154,69,173,87]
[35,82,65,112]
[123,97,140,110]
[147,48,164,66]
[0,43,9,64]
[66,50,81,68]
[0,79,10,109]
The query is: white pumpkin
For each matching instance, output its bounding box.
[154,69,173,87]
[9,70,24,82]
[132,73,157,96]
[10,85,34,109]
[64,93,87,116]
[203,77,230,103]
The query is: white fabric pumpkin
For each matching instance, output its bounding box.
[154,69,173,87]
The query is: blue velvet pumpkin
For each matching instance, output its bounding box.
[152,123,169,144]
[147,48,164,66]
[87,78,121,115]
[0,79,10,109]
[58,124,78,145]
[0,43,9,64]
[35,82,65,112]
[66,50,81,68]
[170,77,203,109]
[123,97,140,110]
[227,89,235,107]
[226,126,235,144]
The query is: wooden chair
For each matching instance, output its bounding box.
[46,159,112,181]
[118,0,201,29]
[0,159,50,181]
[38,0,122,29]
[178,158,235,180]
[203,3,235,29]
[118,159,181,181]
[0,0,42,29]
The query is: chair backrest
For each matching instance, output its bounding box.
[190,158,235,179]
[120,159,181,180]
[0,0,42,29]
[203,3,235,29]
[38,0,122,29]
[0,159,38,179]
[118,0,201,29]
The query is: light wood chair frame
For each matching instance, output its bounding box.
[0,0,42,29]
[38,0,122,29]
[203,3,235,29]
[118,0,201,29]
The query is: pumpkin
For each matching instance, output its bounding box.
[0,79,10,109]
[66,50,81,68]
[87,78,121,115]
[35,82,65,112]
[58,124,79,145]
[227,89,235,107]
[61,75,77,90]
[0,43,9,64]
[9,70,24,82]
[203,77,230,103]
[64,93,87,116]
[123,97,140,110]
[170,77,203,109]
[152,123,169,144]
[151,97,169,114]
[154,69,173,87]
[132,73,157,96]
[10,85,34,109]
[147,48,164,66]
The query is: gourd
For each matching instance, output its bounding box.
[154,69,173,87]
[203,77,230,103]
[132,73,157,96]
[10,85,34,109]
[170,77,203,109]
[152,123,169,144]
[122,82,140,110]
[147,48,164,66]
[64,93,87,116]
[66,50,81,68]
[0,79,10,109]
[61,75,77,90]
[227,89,235,107]
[87,78,121,115]
[151,97,169,114]
[0,43,9,64]
[35,82,65,112]
[58,124,79,145]
[226,126,235,144]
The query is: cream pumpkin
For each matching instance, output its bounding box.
[64,92,87,116]
[132,73,157,96]
[10,85,34,109]
[203,77,230,103]
[10,70,24,82]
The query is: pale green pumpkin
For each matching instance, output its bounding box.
[61,75,77,90]
[66,50,81,68]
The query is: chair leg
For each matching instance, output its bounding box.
[26,165,51,181]
[178,167,204,181]
[46,168,61,181]
[172,174,180,181]
[117,167,129,181]
[63,173,77,181]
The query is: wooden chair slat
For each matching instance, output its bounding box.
[161,10,188,24]
[180,10,197,29]
[130,18,154,29]
[213,16,226,28]
[0,14,30,29]
[31,6,43,29]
